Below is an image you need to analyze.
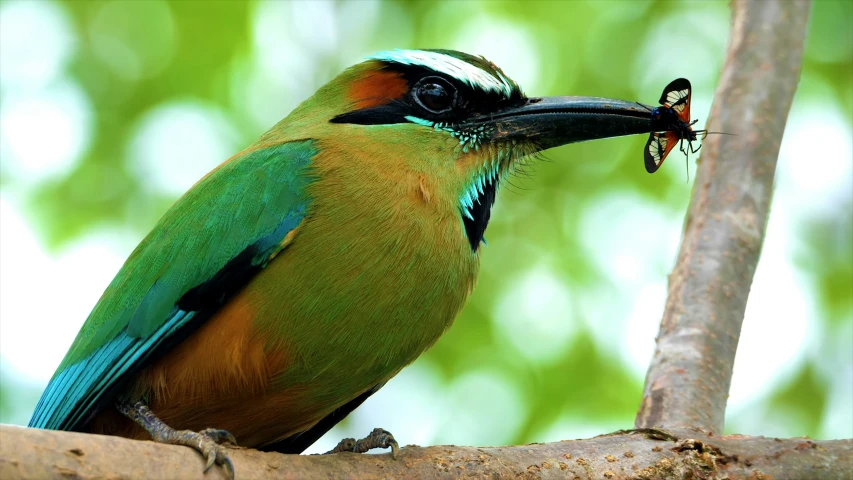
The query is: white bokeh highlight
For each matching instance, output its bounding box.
[633,8,728,100]
[728,246,811,410]
[129,101,240,196]
[0,0,76,90]
[0,80,93,184]
[577,192,683,372]
[438,369,525,446]
[777,104,853,213]
[306,362,445,454]
[451,16,544,93]
[493,266,577,364]
[245,0,341,129]
[0,196,128,386]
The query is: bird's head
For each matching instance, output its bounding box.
[262,49,652,252]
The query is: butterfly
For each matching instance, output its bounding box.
[643,78,707,174]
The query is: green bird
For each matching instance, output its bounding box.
[29,49,653,473]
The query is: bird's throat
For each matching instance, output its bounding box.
[460,169,498,252]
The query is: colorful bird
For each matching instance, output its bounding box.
[643,78,706,173]
[29,49,654,474]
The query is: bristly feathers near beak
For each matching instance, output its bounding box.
[453,97,653,251]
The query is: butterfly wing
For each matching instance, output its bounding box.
[659,78,691,124]
[644,131,678,173]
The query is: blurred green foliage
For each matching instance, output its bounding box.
[1,0,850,446]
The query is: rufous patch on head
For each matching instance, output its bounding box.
[348,70,408,110]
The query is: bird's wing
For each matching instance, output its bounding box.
[29,140,317,431]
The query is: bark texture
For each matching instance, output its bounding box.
[635,0,812,433]
[2,425,851,480]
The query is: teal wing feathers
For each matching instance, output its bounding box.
[29,140,317,431]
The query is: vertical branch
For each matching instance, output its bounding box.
[636,0,811,433]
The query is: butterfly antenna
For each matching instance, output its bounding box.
[636,102,652,112]
[695,130,736,139]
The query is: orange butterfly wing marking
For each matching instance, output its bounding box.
[647,131,679,172]
[658,131,679,164]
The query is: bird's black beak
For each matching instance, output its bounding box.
[478,97,655,150]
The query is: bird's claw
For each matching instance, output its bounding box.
[191,428,236,477]
[326,428,399,459]
[200,427,238,447]
[117,401,237,478]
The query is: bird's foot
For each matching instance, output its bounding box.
[326,427,399,459]
[117,400,236,478]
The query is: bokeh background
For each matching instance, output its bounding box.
[1,0,851,450]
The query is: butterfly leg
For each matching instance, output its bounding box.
[117,399,236,479]
[691,142,702,154]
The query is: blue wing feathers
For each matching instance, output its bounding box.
[29,140,316,431]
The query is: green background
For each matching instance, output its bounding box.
[1,0,850,450]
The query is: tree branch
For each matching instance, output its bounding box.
[2,425,851,480]
[636,0,811,433]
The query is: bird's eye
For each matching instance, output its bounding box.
[413,77,455,114]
